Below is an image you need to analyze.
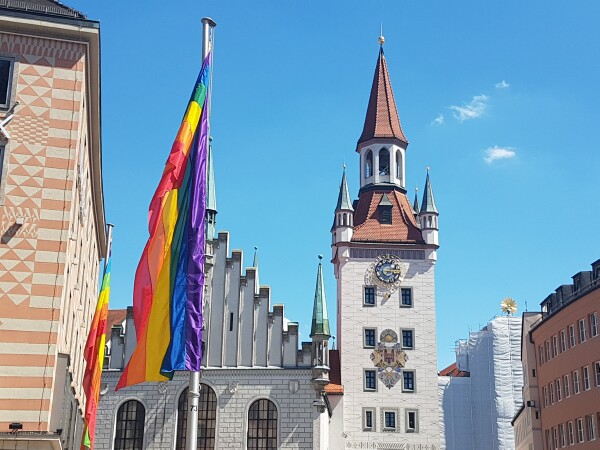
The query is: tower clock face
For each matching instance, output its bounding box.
[366,254,404,294]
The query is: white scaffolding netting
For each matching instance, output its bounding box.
[439,316,523,450]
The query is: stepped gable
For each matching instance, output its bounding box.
[352,189,424,243]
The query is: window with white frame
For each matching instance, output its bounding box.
[568,421,574,445]
[574,370,581,394]
[595,362,600,387]
[569,324,576,347]
[579,319,587,343]
[402,370,415,392]
[362,408,375,431]
[364,369,377,391]
[405,409,418,433]
[564,374,570,398]
[556,379,562,401]
[364,287,376,306]
[560,329,567,352]
[0,58,14,109]
[552,427,558,449]
[400,288,412,307]
[382,409,397,431]
[552,335,558,357]
[590,313,598,337]
[559,423,566,447]
[401,329,414,349]
[583,366,591,390]
[577,418,585,443]
[543,386,548,407]
[545,340,551,361]
[549,383,555,404]
[587,415,596,441]
[364,328,376,348]
[538,345,544,365]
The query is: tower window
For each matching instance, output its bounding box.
[365,150,373,178]
[364,369,377,391]
[364,328,376,348]
[401,288,413,307]
[383,411,396,430]
[379,148,390,175]
[403,370,415,392]
[380,206,392,224]
[406,410,418,433]
[0,58,14,108]
[363,408,375,431]
[363,287,376,306]
[396,150,402,179]
[402,330,414,349]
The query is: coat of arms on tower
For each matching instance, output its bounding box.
[370,329,408,389]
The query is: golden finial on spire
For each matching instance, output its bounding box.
[379,35,385,46]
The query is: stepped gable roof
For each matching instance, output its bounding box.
[352,189,424,243]
[357,47,408,147]
[0,0,87,19]
[324,349,343,395]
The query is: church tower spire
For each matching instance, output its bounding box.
[357,40,408,190]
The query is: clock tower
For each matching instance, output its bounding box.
[330,39,441,449]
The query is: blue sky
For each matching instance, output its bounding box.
[72,0,600,369]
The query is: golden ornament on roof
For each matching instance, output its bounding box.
[500,297,518,316]
[379,35,385,45]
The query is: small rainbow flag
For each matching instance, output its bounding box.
[81,258,111,449]
[117,53,211,389]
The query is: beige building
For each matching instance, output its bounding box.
[0,1,106,448]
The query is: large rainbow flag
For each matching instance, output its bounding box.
[81,258,111,449]
[117,54,211,389]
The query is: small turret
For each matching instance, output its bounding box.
[310,255,330,393]
[419,169,439,247]
[331,167,354,249]
[412,186,420,224]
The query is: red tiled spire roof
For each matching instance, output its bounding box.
[358,47,408,146]
[352,189,424,243]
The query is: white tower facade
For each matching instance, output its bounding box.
[329,44,441,449]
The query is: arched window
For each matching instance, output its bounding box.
[247,399,277,450]
[396,150,402,179]
[114,400,145,450]
[176,385,217,450]
[379,148,390,175]
[428,216,432,227]
[365,151,373,178]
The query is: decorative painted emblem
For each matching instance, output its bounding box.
[370,329,408,389]
[365,255,404,297]
[288,380,299,394]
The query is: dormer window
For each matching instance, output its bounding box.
[365,150,373,177]
[378,194,393,224]
[379,148,390,175]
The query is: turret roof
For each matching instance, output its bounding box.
[420,172,438,214]
[310,256,330,338]
[357,47,408,147]
[335,169,354,211]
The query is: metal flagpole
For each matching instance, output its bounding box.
[185,17,216,450]
[105,223,114,269]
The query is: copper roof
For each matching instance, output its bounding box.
[325,349,343,395]
[352,189,424,243]
[358,47,408,147]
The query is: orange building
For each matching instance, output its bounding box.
[0,1,105,448]
[515,259,600,450]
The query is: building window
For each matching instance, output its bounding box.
[552,335,558,357]
[364,328,376,348]
[545,341,551,361]
[586,415,596,441]
[543,386,548,407]
[380,206,392,224]
[402,370,415,392]
[583,366,591,390]
[559,423,566,448]
[577,418,585,443]
[114,400,145,450]
[395,150,402,179]
[594,362,600,387]
[402,329,414,349]
[365,150,373,178]
[545,430,551,450]
[560,329,567,353]
[552,427,558,449]
[549,383,554,404]
[364,287,376,306]
[364,369,377,391]
[400,288,412,307]
[379,148,390,175]
[573,370,581,394]
[247,399,277,450]
[590,313,598,337]
[362,408,375,431]
[382,410,397,431]
[579,319,587,343]
[0,58,14,109]
[568,421,574,445]
[556,379,562,401]
[176,385,217,450]
[569,324,576,347]
[564,374,570,398]
[539,345,544,365]
[406,410,418,433]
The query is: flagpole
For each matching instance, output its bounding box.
[105,224,114,269]
[185,17,216,450]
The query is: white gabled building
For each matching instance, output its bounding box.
[328,40,441,449]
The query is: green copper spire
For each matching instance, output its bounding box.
[335,167,354,211]
[206,139,217,239]
[413,187,420,215]
[310,255,330,338]
[420,169,438,214]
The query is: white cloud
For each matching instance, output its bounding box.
[495,80,510,89]
[484,146,516,164]
[431,114,444,126]
[449,94,489,122]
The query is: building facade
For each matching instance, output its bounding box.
[0,1,106,448]
[515,259,600,450]
[439,315,523,450]
[328,42,441,449]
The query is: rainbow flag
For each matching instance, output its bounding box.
[81,258,111,449]
[117,53,211,389]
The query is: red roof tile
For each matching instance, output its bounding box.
[326,349,343,395]
[439,362,470,377]
[358,48,407,146]
[352,189,424,243]
[107,309,127,330]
